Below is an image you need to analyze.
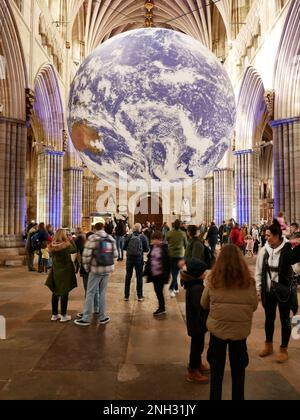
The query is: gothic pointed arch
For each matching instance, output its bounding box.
[235,66,269,151]
[235,66,273,225]
[32,63,64,150]
[274,0,300,119]
[0,0,28,247]
[0,0,27,120]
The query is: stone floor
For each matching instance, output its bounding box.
[0,256,300,400]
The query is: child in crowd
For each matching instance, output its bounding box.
[41,241,49,273]
[245,235,254,257]
[144,231,170,316]
[181,258,209,383]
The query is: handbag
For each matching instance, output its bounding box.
[271,281,291,303]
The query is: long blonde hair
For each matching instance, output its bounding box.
[208,244,254,289]
[53,229,68,243]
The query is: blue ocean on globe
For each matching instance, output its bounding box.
[68,28,236,183]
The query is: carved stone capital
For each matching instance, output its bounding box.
[264,90,275,119]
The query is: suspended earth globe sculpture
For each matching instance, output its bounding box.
[68,28,236,184]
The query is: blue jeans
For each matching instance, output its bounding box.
[169,258,181,291]
[116,235,125,259]
[124,257,144,298]
[82,272,109,321]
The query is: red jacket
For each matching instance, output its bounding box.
[230,227,244,247]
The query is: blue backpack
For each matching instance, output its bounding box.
[93,237,114,266]
[31,233,41,251]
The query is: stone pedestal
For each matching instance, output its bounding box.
[63,167,83,229]
[234,149,260,226]
[37,149,64,229]
[0,119,27,248]
[204,176,214,224]
[82,176,95,231]
[272,118,300,223]
[213,169,234,226]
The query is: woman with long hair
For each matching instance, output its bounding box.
[255,219,299,363]
[45,229,77,322]
[201,244,258,400]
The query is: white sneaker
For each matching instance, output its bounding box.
[60,315,71,323]
[174,290,179,294]
[169,290,176,298]
[51,315,61,321]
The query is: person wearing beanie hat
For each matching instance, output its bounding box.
[181,258,209,383]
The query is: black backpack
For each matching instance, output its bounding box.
[203,244,215,269]
[127,234,143,257]
[93,237,114,266]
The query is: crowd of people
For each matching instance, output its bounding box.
[23,212,300,400]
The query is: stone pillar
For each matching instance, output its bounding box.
[63,167,83,229]
[204,176,214,224]
[271,118,300,223]
[82,175,95,231]
[234,149,260,226]
[213,169,234,226]
[0,119,27,248]
[37,149,64,229]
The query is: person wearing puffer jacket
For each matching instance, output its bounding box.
[201,244,258,401]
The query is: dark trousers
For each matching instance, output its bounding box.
[52,293,69,316]
[116,236,125,259]
[124,257,144,298]
[169,258,181,291]
[153,278,165,311]
[82,273,89,296]
[189,334,205,370]
[26,250,35,271]
[264,291,291,348]
[42,259,48,273]
[208,242,217,255]
[207,334,249,400]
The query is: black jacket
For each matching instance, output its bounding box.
[181,271,208,337]
[143,243,170,283]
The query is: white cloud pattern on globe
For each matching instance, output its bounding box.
[68,28,236,183]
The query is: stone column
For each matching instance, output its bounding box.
[204,176,214,224]
[82,175,95,231]
[234,149,260,226]
[63,167,83,229]
[0,119,27,248]
[271,118,300,223]
[213,169,234,226]
[37,149,64,230]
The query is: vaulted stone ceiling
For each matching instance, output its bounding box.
[68,0,233,57]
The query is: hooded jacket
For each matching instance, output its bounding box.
[255,237,291,293]
[46,241,77,295]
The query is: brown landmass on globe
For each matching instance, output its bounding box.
[72,121,101,153]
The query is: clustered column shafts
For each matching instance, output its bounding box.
[0,120,27,247]
[234,150,260,226]
[272,118,300,223]
[63,167,83,229]
[204,176,214,224]
[82,176,95,231]
[37,149,64,230]
[213,169,234,226]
